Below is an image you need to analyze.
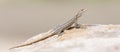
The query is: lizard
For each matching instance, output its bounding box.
[10,9,86,49]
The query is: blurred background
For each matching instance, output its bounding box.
[0,0,120,52]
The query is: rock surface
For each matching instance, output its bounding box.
[8,24,120,52]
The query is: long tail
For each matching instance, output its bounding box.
[9,31,55,49]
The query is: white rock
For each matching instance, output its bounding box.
[8,24,120,52]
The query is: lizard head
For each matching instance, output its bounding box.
[76,9,87,18]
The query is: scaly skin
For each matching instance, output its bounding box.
[10,9,86,49]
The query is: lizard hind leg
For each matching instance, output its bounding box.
[57,29,65,36]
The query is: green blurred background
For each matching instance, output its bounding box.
[0,0,120,52]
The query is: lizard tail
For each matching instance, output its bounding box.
[9,43,32,49]
[9,33,54,49]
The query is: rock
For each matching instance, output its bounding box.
[8,24,120,52]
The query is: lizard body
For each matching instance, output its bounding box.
[10,9,86,49]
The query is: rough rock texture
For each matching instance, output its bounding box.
[8,24,120,52]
